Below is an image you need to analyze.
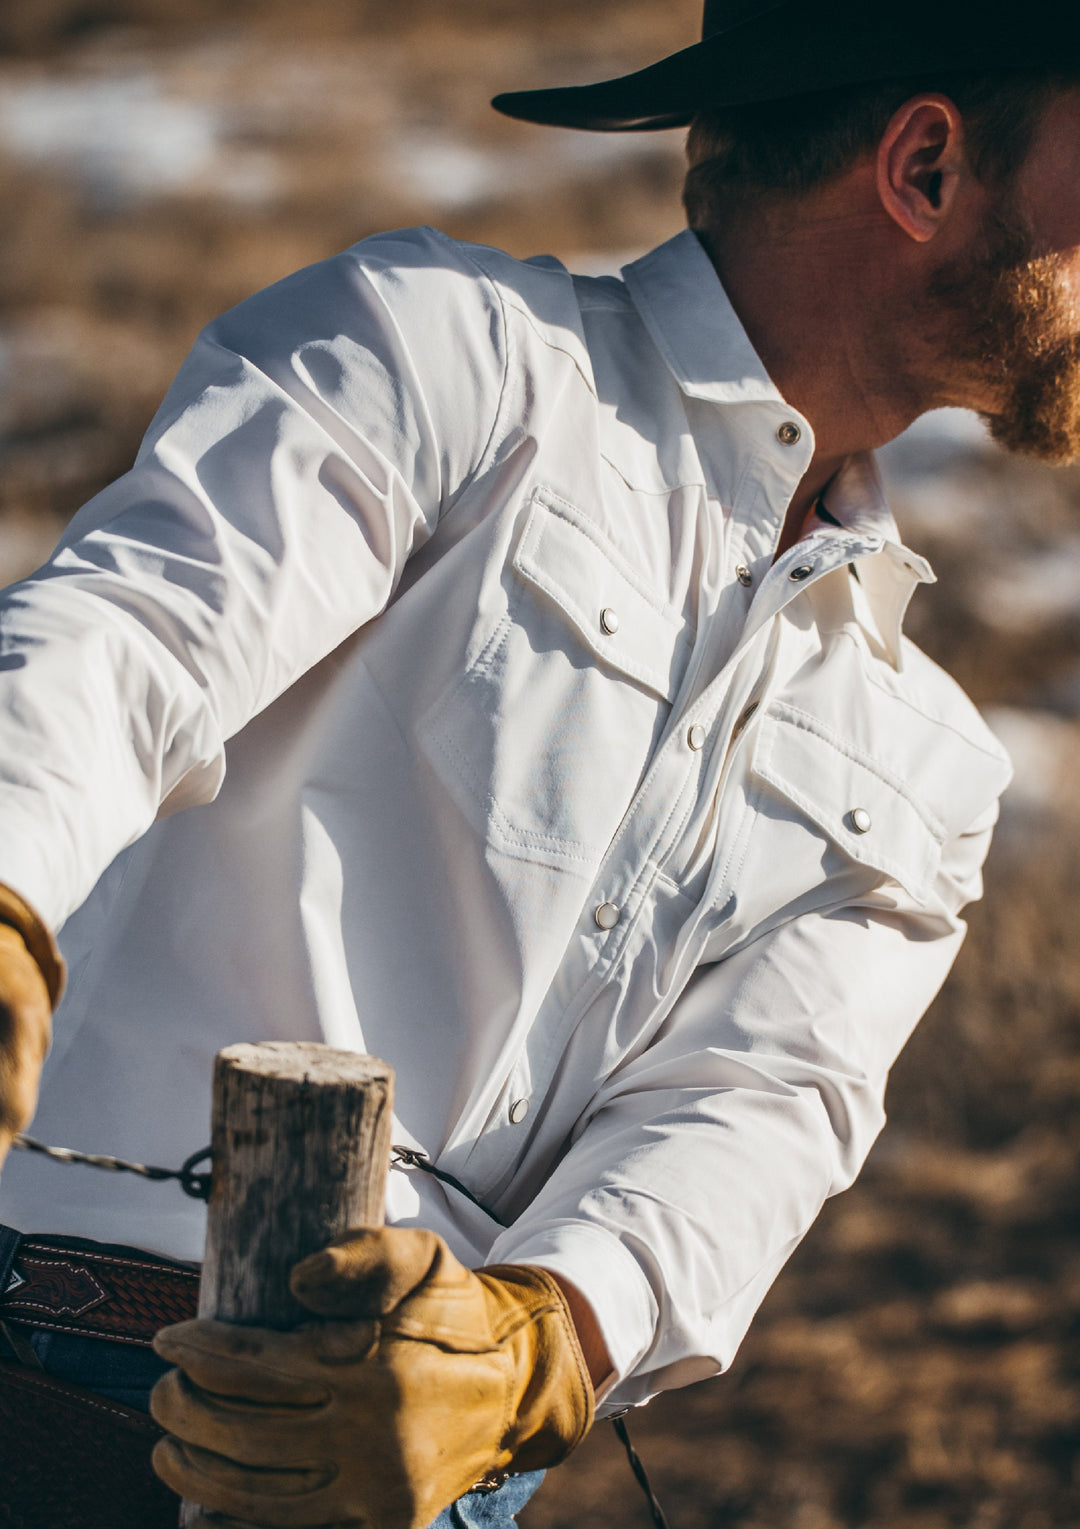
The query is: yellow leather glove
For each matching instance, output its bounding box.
[0,883,63,1165]
[150,1226,595,1529]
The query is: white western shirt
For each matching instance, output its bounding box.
[0,226,1010,1411]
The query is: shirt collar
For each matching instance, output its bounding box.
[622,231,934,670]
[819,451,899,544]
[622,229,787,407]
[816,453,935,670]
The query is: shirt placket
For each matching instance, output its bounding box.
[475,520,897,1195]
[575,528,885,946]
[459,415,835,1187]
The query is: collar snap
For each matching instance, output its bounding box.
[777,421,802,447]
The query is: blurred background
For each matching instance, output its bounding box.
[0,2,1077,1525]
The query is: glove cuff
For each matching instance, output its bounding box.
[477,1263,595,1473]
[0,883,65,1009]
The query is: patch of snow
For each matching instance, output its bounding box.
[0,74,218,200]
[879,411,1000,543]
[878,408,994,483]
[971,536,1080,634]
[886,475,997,543]
[388,131,509,211]
[983,707,1079,818]
[0,71,280,207]
[553,130,684,175]
[210,149,280,206]
[388,124,680,212]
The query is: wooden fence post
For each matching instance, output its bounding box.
[179,1041,395,1527]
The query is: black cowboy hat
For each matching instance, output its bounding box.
[492,0,1080,132]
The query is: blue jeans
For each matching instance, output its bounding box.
[0,1326,544,1527]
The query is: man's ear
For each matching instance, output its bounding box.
[876,95,966,243]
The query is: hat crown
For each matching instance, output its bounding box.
[702,0,790,39]
[495,0,1077,133]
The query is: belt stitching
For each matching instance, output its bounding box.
[0,1238,199,1345]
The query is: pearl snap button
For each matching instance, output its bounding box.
[600,607,620,635]
[850,807,872,834]
[687,723,707,751]
[789,565,814,582]
[509,1098,530,1124]
[777,421,802,446]
[735,565,753,587]
[594,902,621,930]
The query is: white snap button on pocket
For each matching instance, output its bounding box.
[594,902,621,930]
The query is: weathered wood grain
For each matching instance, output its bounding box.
[179,1041,394,1527]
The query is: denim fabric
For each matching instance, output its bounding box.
[0,1326,545,1526]
[0,1323,171,1409]
[428,1470,545,1528]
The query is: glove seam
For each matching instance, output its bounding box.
[483,1265,595,1469]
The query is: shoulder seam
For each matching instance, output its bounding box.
[461,240,598,399]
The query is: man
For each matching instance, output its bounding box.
[5,0,1076,1523]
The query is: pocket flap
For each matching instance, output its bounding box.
[751,703,945,902]
[513,489,689,702]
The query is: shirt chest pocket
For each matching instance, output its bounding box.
[751,702,948,899]
[713,702,951,946]
[419,489,689,875]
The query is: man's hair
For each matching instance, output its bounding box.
[683,73,1076,227]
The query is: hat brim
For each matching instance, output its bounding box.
[493,39,710,133]
[492,11,1080,132]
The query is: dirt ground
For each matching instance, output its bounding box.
[0,3,1078,1526]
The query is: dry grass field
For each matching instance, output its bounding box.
[0,4,1078,1526]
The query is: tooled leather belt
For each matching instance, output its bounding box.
[0,1225,199,1347]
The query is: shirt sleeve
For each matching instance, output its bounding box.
[486,798,999,1411]
[0,228,507,931]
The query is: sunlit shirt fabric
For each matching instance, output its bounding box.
[0,227,1011,1412]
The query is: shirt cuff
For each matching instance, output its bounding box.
[485,1219,658,1397]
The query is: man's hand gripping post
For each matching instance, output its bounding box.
[151,1226,595,1528]
[148,1042,595,1529]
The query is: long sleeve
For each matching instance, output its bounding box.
[0,229,507,930]
[487,801,998,1409]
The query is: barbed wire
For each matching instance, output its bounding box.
[13,1134,213,1200]
[10,1136,486,1212]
